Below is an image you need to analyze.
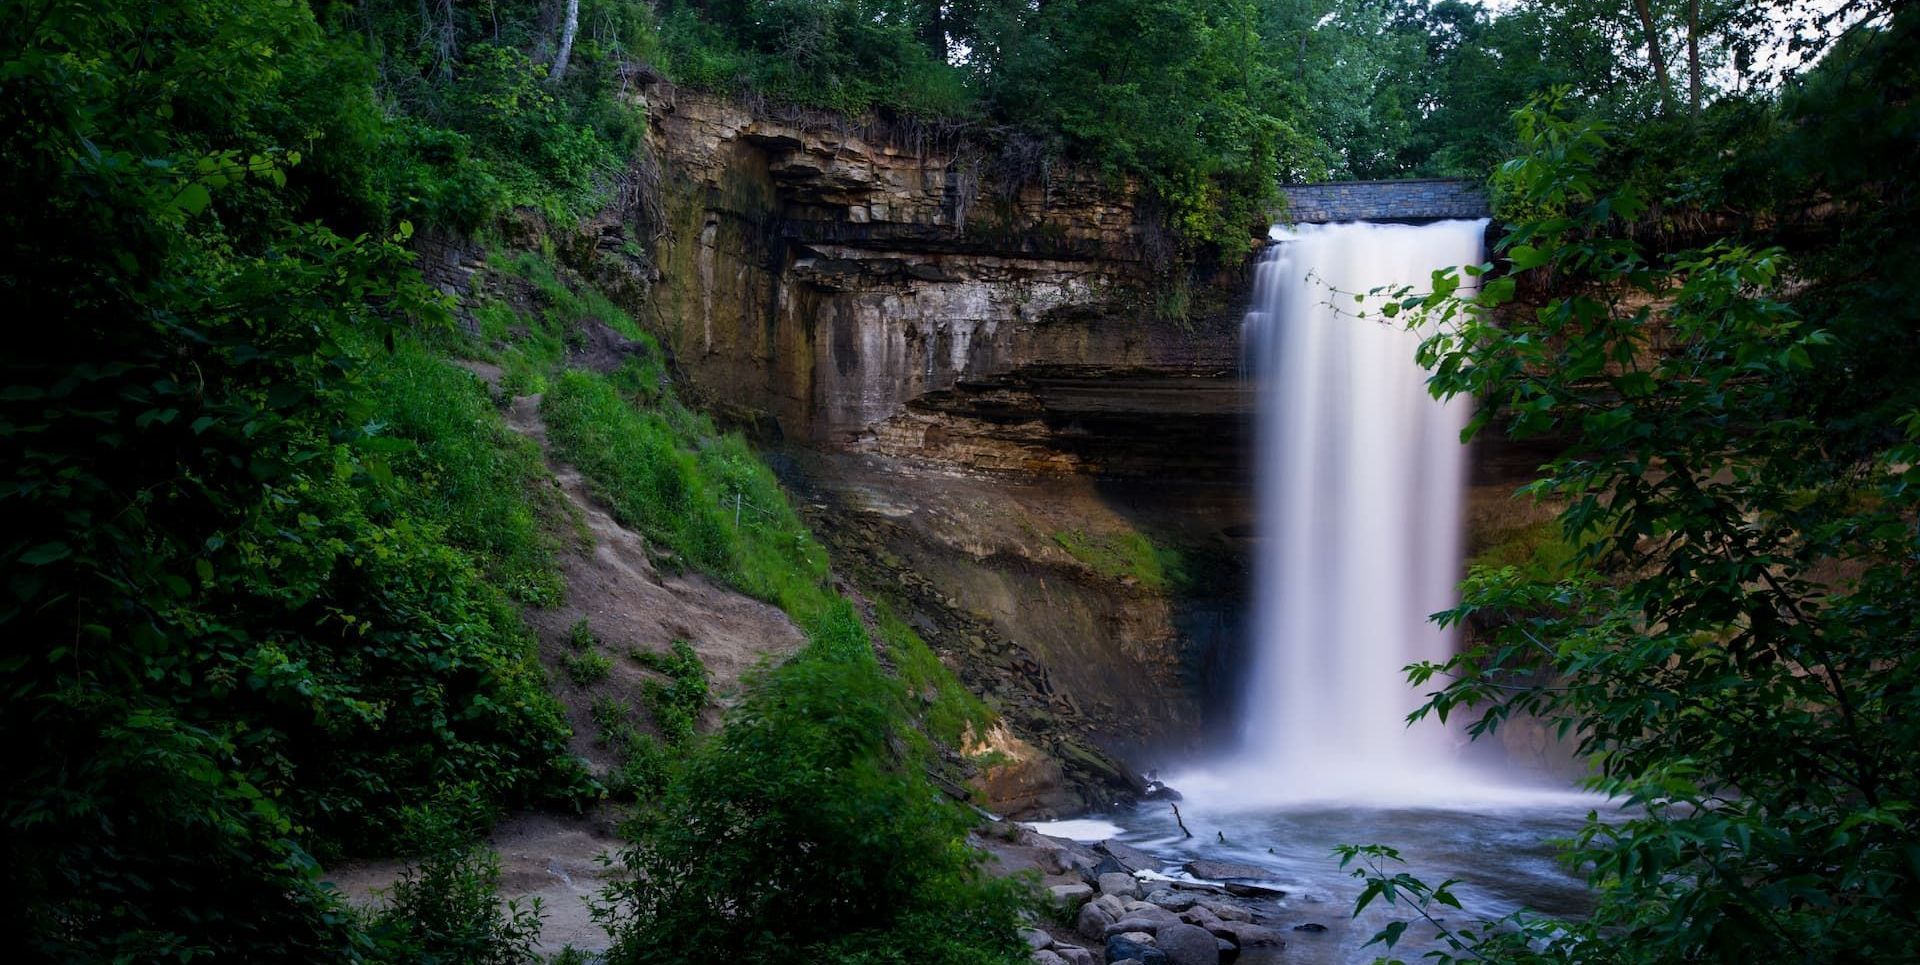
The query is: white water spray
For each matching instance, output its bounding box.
[1212,219,1490,805]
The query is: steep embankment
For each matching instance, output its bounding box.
[555,85,1264,810]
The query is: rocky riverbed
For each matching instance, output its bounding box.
[978,823,1303,965]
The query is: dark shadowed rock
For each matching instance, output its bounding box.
[1183,859,1279,880]
[1222,882,1285,898]
[1207,922,1284,948]
[1155,922,1222,965]
[1293,922,1329,933]
[1076,901,1117,940]
[1107,934,1170,964]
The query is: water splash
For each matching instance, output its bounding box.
[1213,219,1494,807]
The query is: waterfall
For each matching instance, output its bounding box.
[1234,218,1488,803]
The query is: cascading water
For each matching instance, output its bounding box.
[1231,218,1490,803]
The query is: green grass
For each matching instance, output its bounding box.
[635,640,709,747]
[362,341,566,607]
[540,369,836,624]
[1051,528,1186,592]
[875,604,995,749]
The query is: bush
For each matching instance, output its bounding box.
[597,603,1034,964]
[363,795,544,964]
[636,639,709,746]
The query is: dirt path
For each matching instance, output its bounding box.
[326,367,807,956]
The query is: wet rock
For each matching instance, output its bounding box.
[1107,934,1169,965]
[1222,882,1285,899]
[1155,922,1222,965]
[1182,859,1279,881]
[1021,927,1055,950]
[1217,938,1240,964]
[1292,922,1329,933]
[1076,901,1117,940]
[1098,872,1142,899]
[1050,882,1094,906]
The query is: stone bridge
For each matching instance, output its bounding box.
[1279,177,1489,224]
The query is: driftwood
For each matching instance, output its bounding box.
[1170,802,1192,839]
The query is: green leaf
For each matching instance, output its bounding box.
[18,542,70,565]
[171,182,212,215]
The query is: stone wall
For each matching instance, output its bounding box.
[1280,178,1489,224]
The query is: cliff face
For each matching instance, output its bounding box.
[562,86,1256,814]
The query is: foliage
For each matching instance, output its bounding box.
[875,604,997,750]
[597,601,1035,965]
[362,794,545,964]
[635,640,710,747]
[563,648,614,686]
[1051,528,1187,592]
[541,370,836,623]
[0,1,590,956]
[1362,64,1920,960]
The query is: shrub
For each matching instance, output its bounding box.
[596,603,1034,964]
[363,794,544,964]
[636,640,709,746]
[563,648,614,686]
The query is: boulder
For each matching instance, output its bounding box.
[1120,902,1183,925]
[1207,922,1284,948]
[1032,953,1068,965]
[1105,917,1170,938]
[1181,904,1221,928]
[1098,872,1142,899]
[1199,900,1252,922]
[1293,922,1329,933]
[1223,882,1285,899]
[1217,938,1240,964]
[1093,894,1129,919]
[1099,840,1163,873]
[1021,927,1055,951]
[1183,859,1279,881]
[1107,934,1169,965]
[1154,922,1223,965]
[1052,944,1095,965]
[1050,882,1094,906]
[1076,902,1117,941]
[1145,889,1200,912]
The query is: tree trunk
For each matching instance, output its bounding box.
[1686,0,1702,116]
[1631,0,1674,115]
[921,0,947,63]
[550,0,580,84]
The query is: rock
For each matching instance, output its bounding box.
[1021,927,1055,951]
[1222,882,1285,899]
[1155,922,1223,965]
[1216,938,1240,964]
[1035,846,1074,876]
[1199,900,1252,922]
[1105,917,1170,938]
[1076,902,1117,941]
[1181,904,1221,927]
[1098,872,1142,899]
[1099,840,1162,873]
[1050,882,1094,906]
[1293,922,1329,933]
[1121,902,1183,924]
[1145,889,1200,911]
[1032,953,1068,965]
[1093,894,1129,919]
[1183,859,1279,881]
[1106,934,1169,965]
[1168,879,1229,894]
[1052,943,1095,965]
[1207,922,1284,948]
